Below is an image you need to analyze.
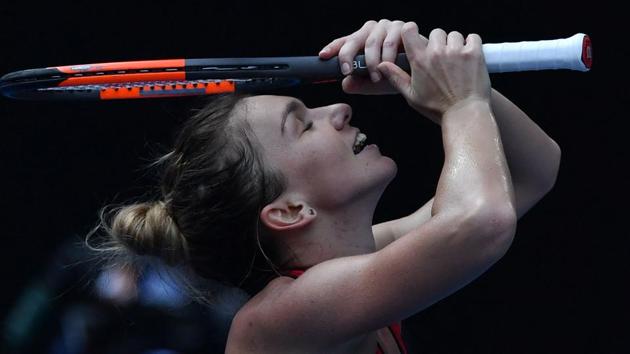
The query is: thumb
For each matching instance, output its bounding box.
[377,62,411,99]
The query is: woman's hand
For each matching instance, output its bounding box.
[319,21,492,124]
[319,19,405,95]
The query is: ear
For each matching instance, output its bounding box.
[260,200,316,232]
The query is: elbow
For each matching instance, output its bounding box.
[540,140,562,194]
[470,200,518,259]
[547,141,561,191]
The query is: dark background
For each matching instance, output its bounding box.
[0,1,626,353]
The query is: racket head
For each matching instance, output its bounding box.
[0,57,343,101]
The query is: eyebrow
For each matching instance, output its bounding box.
[280,99,304,135]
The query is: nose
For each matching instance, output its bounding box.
[329,103,352,130]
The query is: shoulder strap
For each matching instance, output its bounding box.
[282,268,306,279]
[376,323,408,354]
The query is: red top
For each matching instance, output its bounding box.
[283,269,409,354]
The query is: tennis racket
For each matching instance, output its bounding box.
[0,33,591,101]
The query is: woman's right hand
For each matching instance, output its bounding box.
[376,24,492,124]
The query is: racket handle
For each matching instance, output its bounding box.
[350,33,592,76]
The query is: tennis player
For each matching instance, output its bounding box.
[88,20,560,353]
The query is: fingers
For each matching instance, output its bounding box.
[321,19,409,80]
[341,75,399,95]
[427,29,474,51]
[428,28,447,50]
[324,20,481,100]
[365,20,406,82]
[400,22,428,63]
[341,61,410,96]
[465,33,482,49]
[382,21,404,63]
[463,33,486,68]
[319,36,349,58]
[364,21,388,82]
[337,20,377,75]
[376,61,412,98]
[447,31,465,49]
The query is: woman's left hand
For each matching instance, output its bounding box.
[319,19,409,95]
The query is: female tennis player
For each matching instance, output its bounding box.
[89,20,560,353]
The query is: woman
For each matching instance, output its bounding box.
[89,20,560,353]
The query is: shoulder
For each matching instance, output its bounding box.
[241,275,294,312]
[226,276,295,352]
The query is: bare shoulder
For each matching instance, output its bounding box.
[226,207,511,352]
[226,276,295,353]
[239,275,294,315]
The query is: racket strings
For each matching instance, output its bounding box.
[67,63,289,77]
[31,77,299,99]
[37,79,252,92]
[50,64,287,81]
[2,68,185,84]
[67,67,181,79]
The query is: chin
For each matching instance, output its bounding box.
[368,157,398,197]
[380,156,398,182]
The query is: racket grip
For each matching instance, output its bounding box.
[350,33,591,76]
[483,33,591,72]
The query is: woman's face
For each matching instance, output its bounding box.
[239,95,397,210]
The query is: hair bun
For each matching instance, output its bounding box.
[110,200,189,265]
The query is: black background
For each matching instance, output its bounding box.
[0,1,626,353]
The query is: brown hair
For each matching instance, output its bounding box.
[85,93,290,303]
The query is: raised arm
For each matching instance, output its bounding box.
[488,88,560,218]
[373,89,560,247]
[231,23,517,352]
[373,88,560,249]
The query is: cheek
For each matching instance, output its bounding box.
[291,145,358,202]
[296,140,350,175]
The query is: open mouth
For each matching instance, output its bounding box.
[353,132,367,154]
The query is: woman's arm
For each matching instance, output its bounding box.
[489,88,561,218]
[373,88,560,249]
[244,26,517,350]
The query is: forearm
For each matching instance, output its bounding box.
[388,90,560,240]
[432,100,516,218]
[489,88,561,191]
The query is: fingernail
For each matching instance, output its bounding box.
[371,72,381,82]
[341,62,351,75]
[319,47,329,55]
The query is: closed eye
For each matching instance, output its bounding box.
[303,121,313,132]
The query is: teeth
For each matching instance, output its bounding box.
[353,133,367,154]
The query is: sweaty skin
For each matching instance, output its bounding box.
[236,95,397,268]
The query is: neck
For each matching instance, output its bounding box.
[275,201,378,270]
